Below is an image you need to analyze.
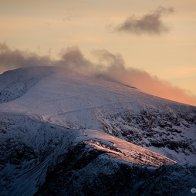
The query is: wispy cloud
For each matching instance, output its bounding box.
[0,43,52,69]
[115,6,174,35]
[0,43,195,106]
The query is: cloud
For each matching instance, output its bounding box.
[92,49,125,70]
[0,43,52,69]
[92,50,196,105]
[0,43,195,106]
[57,47,94,74]
[115,6,174,35]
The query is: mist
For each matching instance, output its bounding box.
[0,43,195,106]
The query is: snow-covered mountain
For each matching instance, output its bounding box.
[0,66,195,195]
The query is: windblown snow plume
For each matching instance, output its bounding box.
[0,43,195,105]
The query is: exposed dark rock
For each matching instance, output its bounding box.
[36,142,196,196]
[0,140,37,166]
[100,108,196,156]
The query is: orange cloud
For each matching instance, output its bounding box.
[93,50,196,106]
[107,67,196,106]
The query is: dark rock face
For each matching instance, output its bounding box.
[100,108,196,156]
[0,140,36,166]
[0,113,75,196]
[36,142,196,196]
[141,165,196,196]
[0,109,195,195]
[35,142,150,196]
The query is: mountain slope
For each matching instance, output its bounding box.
[0,66,54,103]
[0,112,176,195]
[0,113,195,196]
[0,66,195,164]
[0,66,195,195]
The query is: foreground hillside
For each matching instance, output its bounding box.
[0,112,195,196]
[0,66,195,195]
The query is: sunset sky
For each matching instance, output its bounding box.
[0,0,196,104]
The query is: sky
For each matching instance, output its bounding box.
[0,0,196,105]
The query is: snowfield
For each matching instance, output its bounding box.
[0,66,195,195]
